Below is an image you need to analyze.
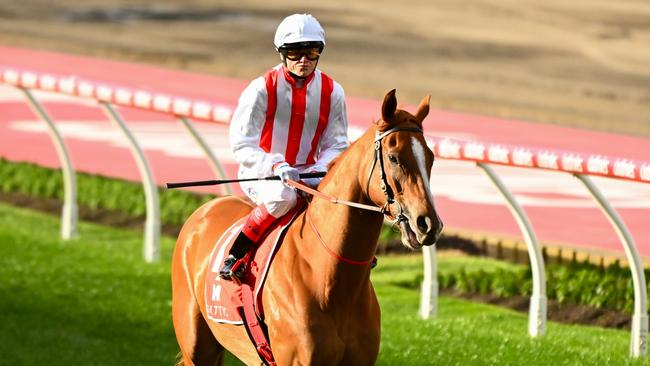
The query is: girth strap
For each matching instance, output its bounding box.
[240,284,277,366]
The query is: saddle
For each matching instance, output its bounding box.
[205,205,304,365]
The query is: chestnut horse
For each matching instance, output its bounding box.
[172,89,443,365]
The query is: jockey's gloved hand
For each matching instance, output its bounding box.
[273,162,300,185]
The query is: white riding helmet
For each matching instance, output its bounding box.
[274,14,326,50]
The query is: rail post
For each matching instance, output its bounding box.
[101,103,160,262]
[477,163,547,337]
[574,174,648,357]
[177,116,231,195]
[22,88,78,240]
[420,245,438,319]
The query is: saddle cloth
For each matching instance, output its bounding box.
[205,207,302,324]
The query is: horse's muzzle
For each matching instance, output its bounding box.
[415,213,443,246]
[400,213,443,249]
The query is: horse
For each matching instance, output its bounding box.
[171,89,443,365]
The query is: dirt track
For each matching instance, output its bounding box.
[1,0,649,136]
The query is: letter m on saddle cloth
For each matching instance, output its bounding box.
[205,206,302,324]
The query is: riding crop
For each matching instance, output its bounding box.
[166,172,389,216]
[164,172,327,189]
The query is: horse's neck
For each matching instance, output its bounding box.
[302,130,384,299]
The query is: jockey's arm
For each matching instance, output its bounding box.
[306,86,350,181]
[230,79,285,178]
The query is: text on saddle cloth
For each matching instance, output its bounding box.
[205,208,302,324]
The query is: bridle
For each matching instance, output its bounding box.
[289,125,425,266]
[366,126,424,224]
[289,126,425,220]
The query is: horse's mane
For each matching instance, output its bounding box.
[325,111,420,174]
[324,121,374,174]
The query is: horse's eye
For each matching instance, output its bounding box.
[388,154,398,165]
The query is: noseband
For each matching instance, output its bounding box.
[366,126,424,223]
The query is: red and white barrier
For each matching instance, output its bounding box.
[3,65,650,184]
[0,66,234,124]
[2,63,648,357]
[429,137,650,184]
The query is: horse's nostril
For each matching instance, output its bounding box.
[416,216,430,233]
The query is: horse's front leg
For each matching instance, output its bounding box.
[269,318,345,365]
[264,287,345,365]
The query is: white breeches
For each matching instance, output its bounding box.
[239,179,298,218]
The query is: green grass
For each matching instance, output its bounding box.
[0,202,179,365]
[0,157,216,226]
[0,203,646,365]
[373,257,647,366]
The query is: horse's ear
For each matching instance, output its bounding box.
[414,95,430,125]
[381,89,397,125]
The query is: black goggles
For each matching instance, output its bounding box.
[281,47,321,61]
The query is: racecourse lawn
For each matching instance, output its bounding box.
[0,203,645,366]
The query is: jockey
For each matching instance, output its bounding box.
[220,13,350,281]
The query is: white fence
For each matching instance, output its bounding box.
[1,65,648,357]
[422,136,650,357]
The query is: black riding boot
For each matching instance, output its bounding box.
[219,232,255,281]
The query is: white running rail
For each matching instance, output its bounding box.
[0,66,233,263]
[2,65,649,357]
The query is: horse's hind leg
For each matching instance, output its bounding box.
[173,289,224,366]
[172,242,224,366]
[172,197,254,365]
